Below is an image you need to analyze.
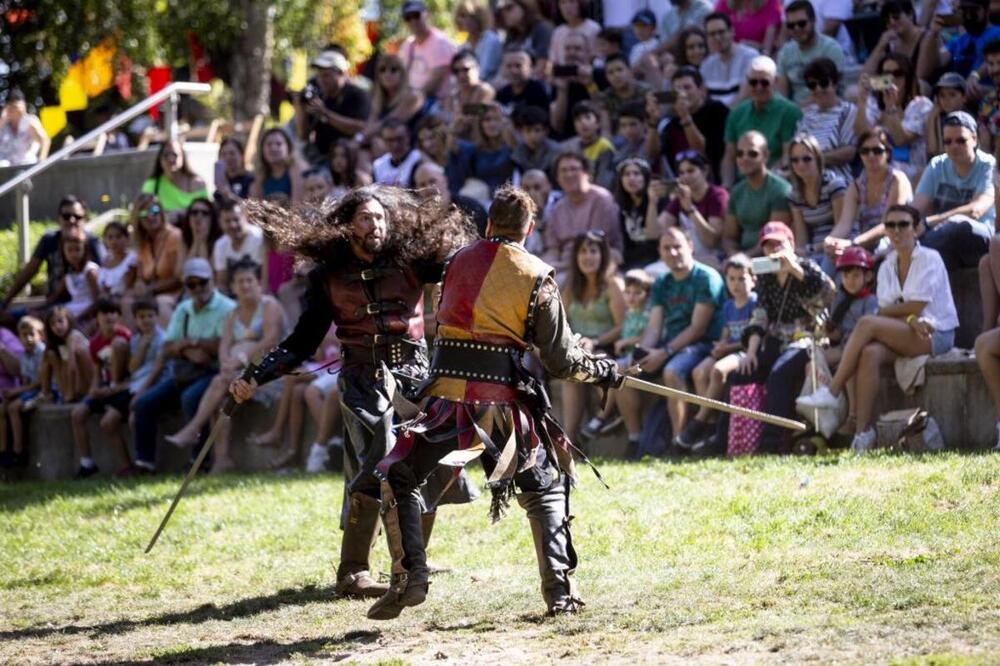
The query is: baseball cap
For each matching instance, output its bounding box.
[402,0,425,15]
[943,110,977,134]
[182,258,213,281]
[835,246,874,271]
[312,49,350,72]
[632,9,656,26]
[759,221,794,245]
[934,72,966,92]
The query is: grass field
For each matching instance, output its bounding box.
[3,453,1000,665]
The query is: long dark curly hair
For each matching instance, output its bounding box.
[244,185,476,266]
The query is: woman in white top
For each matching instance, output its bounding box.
[798,204,958,452]
[0,90,49,166]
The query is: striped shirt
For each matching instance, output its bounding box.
[787,170,847,247]
[700,43,759,107]
[796,101,857,182]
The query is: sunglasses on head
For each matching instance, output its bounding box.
[748,78,771,88]
[805,78,831,90]
[789,155,814,164]
[139,204,163,219]
[859,146,887,156]
[184,278,209,289]
[736,149,760,158]
[884,220,912,230]
[61,211,84,222]
[581,229,606,242]
[786,19,809,29]
[674,149,701,163]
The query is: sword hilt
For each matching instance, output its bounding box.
[222,363,258,416]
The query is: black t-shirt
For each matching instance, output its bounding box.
[215,173,255,203]
[308,80,372,157]
[659,99,729,182]
[551,69,608,141]
[32,230,104,295]
[497,80,550,115]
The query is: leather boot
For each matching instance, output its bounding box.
[516,476,584,616]
[367,481,430,620]
[335,492,389,598]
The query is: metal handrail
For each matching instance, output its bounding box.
[0,81,211,199]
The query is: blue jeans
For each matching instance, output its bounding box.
[133,374,214,467]
[921,216,992,270]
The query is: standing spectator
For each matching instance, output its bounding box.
[915,111,996,271]
[496,45,550,114]
[250,128,305,206]
[177,198,222,268]
[596,54,652,137]
[723,130,792,254]
[648,66,729,179]
[799,205,957,453]
[550,32,600,139]
[454,0,503,82]
[445,50,496,140]
[864,1,926,75]
[294,47,371,165]
[721,56,802,186]
[212,198,266,289]
[37,306,94,405]
[661,151,730,267]
[96,222,135,302]
[497,0,554,79]
[510,105,561,174]
[213,137,255,203]
[661,0,715,52]
[52,230,100,325]
[701,12,759,106]
[543,151,623,275]
[917,0,1000,80]
[926,72,970,158]
[775,0,845,105]
[141,140,209,221]
[550,0,602,65]
[561,101,616,189]
[400,0,457,101]
[713,0,783,55]
[794,58,857,182]
[0,89,49,166]
[365,53,429,147]
[856,54,933,183]
[674,27,710,70]
[123,194,182,328]
[372,118,423,186]
[130,258,235,473]
[629,10,661,68]
[613,157,664,269]
[786,134,847,270]
[0,317,44,469]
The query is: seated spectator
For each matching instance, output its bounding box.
[825,127,913,260]
[676,253,757,449]
[550,32,601,140]
[916,0,1000,80]
[926,72,970,158]
[414,161,488,234]
[122,299,167,463]
[855,54,932,182]
[213,198,266,289]
[624,227,725,441]
[727,221,833,454]
[660,0,714,52]
[464,102,517,196]
[414,114,471,193]
[974,295,1000,450]
[560,231,625,440]
[543,151,623,275]
[454,0,503,81]
[372,118,423,186]
[795,58,857,182]
[712,0,783,55]
[976,39,1000,158]
[0,88,49,166]
[510,105,561,174]
[141,140,209,221]
[365,53,429,148]
[37,306,94,405]
[70,299,132,478]
[131,259,235,473]
[522,169,559,255]
[701,11,759,106]
[97,222,136,301]
[775,1,845,105]
[250,128,305,206]
[596,54,652,138]
[722,56,802,186]
[613,157,663,269]
[294,47,370,165]
[799,205,958,453]
[165,259,284,473]
[0,317,43,469]
[915,111,996,270]
[661,151,730,268]
[328,138,372,200]
[864,1,926,75]
[123,194,182,327]
[611,102,650,164]
[1,195,102,316]
[400,0,457,100]
[786,134,847,270]
[302,168,333,204]
[495,45,550,114]
[213,137,255,202]
[561,101,616,189]
[629,10,660,69]
[723,130,792,255]
[50,229,99,326]
[177,198,222,271]
[445,50,496,140]
[648,66,729,179]
[497,0,554,80]
[550,0,601,65]
[674,27,709,70]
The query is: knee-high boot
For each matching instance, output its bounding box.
[335,492,390,598]
[367,480,430,620]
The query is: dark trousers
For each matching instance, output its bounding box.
[133,374,214,466]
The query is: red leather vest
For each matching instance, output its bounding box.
[325,259,425,349]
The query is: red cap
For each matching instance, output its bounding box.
[835,245,875,271]
[759,221,794,245]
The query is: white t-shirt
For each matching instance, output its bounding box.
[212,224,265,273]
[372,149,423,187]
[65,261,99,318]
[877,243,959,332]
[97,250,137,297]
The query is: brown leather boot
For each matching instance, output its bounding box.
[367,480,429,620]
[335,492,389,598]
[366,569,430,620]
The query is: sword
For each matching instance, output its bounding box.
[621,375,807,432]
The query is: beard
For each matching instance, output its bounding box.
[362,232,386,254]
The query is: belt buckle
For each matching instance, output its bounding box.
[372,333,385,345]
[365,303,381,315]
[360,269,378,281]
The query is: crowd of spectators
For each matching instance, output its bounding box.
[7,0,1000,477]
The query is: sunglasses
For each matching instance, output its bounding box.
[789,155,814,164]
[748,78,771,88]
[184,278,210,289]
[805,78,831,90]
[138,205,163,219]
[884,220,912,230]
[786,19,809,29]
[943,136,970,146]
[404,12,421,20]
[859,146,888,156]
[61,211,85,222]
[736,149,760,158]
[675,149,701,163]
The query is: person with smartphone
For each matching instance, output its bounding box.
[916,0,1000,81]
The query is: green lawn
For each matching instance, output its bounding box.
[2,453,1000,664]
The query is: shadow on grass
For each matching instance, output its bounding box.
[0,583,346,642]
[92,630,381,665]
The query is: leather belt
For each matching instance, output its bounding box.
[429,339,524,386]
[354,301,407,317]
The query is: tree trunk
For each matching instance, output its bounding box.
[229,0,273,122]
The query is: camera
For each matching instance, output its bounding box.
[750,256,782,275]
[869,74,894,92]
[302,83,319,102]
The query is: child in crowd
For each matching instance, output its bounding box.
[70,299,132,478]
[676,254,758,450]
[564,101,616,189]
[302,167,334,204]
[126,299,168,473]
[510,105,560,174]
[0,317,45,468]
[54,229,100,327]
[36,306,93,405]
[96,221,136,300]
[612,102,648,164]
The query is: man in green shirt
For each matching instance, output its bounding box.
[776,0,846,105]
[723,130,792,254]
[721,55,802,186]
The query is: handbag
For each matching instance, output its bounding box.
[876,408,945,452]
[728,383,767,457]
[171,311,213,388]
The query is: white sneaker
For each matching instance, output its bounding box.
[851,428,877,454]
[796,386,840,411]
[305,443,329,473]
